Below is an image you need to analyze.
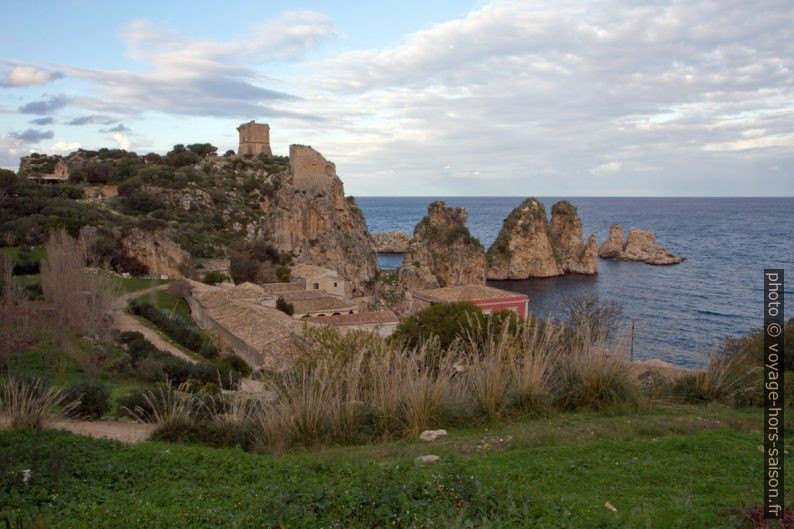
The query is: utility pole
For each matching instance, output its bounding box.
[630,320,635,362]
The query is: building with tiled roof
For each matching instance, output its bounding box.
[290,263,347,298]
[315,310,400,337]
[413,285,528,317]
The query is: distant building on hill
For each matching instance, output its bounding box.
[412,285,529,317]
[237,121,272,157]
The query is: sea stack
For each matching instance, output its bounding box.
[549,200,598,275]
[598,224,686,265]
[398,201,487,291]
[486,198,564,279]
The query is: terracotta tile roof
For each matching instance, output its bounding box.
[259,282,306,294]
[277,290,331,301]
[290,296,357,314]
[317,310,399,326]
[414,285,528,303]
[290,263,337,279]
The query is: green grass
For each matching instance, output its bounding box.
[0,245,45,261]
[0,405,785,528]
[135,289,192,320]
[109,274,170,293]
[5,339,143,417]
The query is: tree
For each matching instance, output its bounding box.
[186,143,218,157]
[0,169,17,190]
[391,302,486,349]
[276,296,294,316]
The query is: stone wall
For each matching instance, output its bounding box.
[237,121,272,157]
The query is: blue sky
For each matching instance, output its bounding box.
[1,0,793,196]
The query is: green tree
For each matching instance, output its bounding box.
[391,301,486,349]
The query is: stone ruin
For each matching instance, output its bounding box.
[237,121,272,157]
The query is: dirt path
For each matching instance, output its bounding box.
[0,415,155,443]
[112,285,196,363]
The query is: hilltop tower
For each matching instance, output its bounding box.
[237,121,272,157]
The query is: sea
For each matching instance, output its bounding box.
[357,197,794,368]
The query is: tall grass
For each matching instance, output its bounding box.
[0,377,77,429]
[189,317,641,450]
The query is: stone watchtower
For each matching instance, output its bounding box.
[237,121,272,157]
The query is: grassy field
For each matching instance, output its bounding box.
[0,404,783,528]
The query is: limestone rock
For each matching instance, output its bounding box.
[119,228,190,277]
[372,232,411,253]
[398,201,487,291]
[598,224,685,265]
[549,200,598,275]
[598,224,624,259]
[260,145,378,296]
[487,198,564,279]
[414,455,441,465]
[419,429,448,442]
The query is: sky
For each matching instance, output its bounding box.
[1,0,793,196]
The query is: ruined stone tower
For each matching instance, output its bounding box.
[237,121,272,157]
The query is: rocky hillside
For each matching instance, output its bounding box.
[487,198,597,279]
[1,142,378,289]
[398,201,486,291]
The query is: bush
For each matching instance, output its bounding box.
[128,299,220,359]
[63,380,110,420]
[202,270,229,285]
[276,296,294,316]
[0,376,74,429]
[150,417,254,450]
[392,302,486,349]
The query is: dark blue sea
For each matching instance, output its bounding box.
[357,197,793,367]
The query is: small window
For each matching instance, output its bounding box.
[313,282,319,289]
[333,282,338,288]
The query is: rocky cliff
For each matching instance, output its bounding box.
[398,201,487,291]
[549,201,598,275]
[487,198,564,279]
[260,145,379,296]
[372,232,411,253]
[598,224,685,265]
[119,228,190,278]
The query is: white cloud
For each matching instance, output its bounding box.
[112,133,131,151]
[49,141,81,153]
[2,65,63,87]
[590,161,623,176]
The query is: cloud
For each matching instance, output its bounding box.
[590,161,623,176]
[18,96,69,114]
[49,141,81,153]
[59,11,337,119]
[2,66,63,87]
[102,124,131,133]
[67,114,118,126]
[9,128,55,143]
[112,133,130,150]
[302,0,794,195]
[29,117,54,126]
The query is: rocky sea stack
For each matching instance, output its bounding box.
[598,224,685,265]
[398,201,487,291]
[372,232,411,253]
[549,200,599,275]
[486,198,597,279]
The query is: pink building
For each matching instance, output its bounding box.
[412,285,529,318]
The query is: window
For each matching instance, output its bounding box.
[333,282,338,288]
[313,282,319,289]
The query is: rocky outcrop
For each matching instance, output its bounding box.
[372,232,411,253]
[549,201,598,275]
[398,201,487,291]
[598,224,685,265]
[487,198,563,279]
[260,145,378,296]
[119,228,190,278]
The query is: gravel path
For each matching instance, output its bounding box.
[112,285,196,363]
[0,415,155,443]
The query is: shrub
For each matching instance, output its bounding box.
[117,386,162,419]
[0,376,76,429]
[392,302,486,349]
[63,380,110,420]
[128,299,220,359]
[276,296,294,316]
[150,417,255,450]
[202,270,229,285]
